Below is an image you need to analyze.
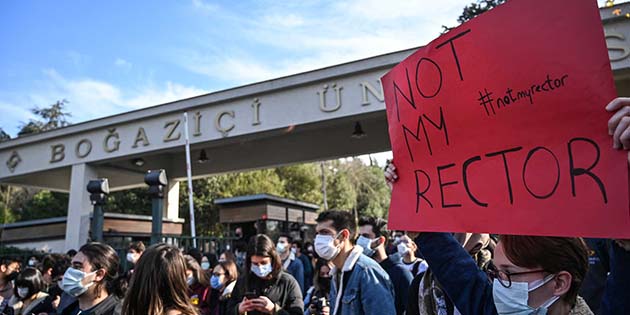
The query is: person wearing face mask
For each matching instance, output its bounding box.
[9,268,54,315]
[184,254,212,315]
[209,260,239,315]
[304,260,333,315]
[0,259,20,303]
[314,210,395,315]
[57,242,123,315]
[227,234,303,315]
[292,240,314,294]
[277,235,305,295]
[125,241,144,268]
[201,256,212,272]
[357,217,412,315]
[396,235,427,277]
[26,258,38,269]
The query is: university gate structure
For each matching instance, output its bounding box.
[1,4,629,252]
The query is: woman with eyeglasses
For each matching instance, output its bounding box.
[383,97,630,315]
[227,234,303,315]
[208,260,238,315]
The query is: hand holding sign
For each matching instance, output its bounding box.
[606,97,630,155]
[382,0,630,238]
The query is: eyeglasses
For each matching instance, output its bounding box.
[486,266,546,288]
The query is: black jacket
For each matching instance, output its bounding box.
[58,294,121,315]
[228,271,303,315]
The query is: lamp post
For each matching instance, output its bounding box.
[145,169,167,245]
[87,178,109,242]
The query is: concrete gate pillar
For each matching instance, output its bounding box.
[64,163,98,251]
[164,181,180,220]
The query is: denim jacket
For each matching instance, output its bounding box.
[329,246,396,315]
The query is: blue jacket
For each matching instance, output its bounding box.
[286,256,305,295]
[380,256,413,315]
[601,240,630,314]
[329,246,396,315]
[415,232,630,315]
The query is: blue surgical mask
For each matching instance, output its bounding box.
[356,236,376,257]
[61,268,96,297]
[492,274,559,315]
[210,275,223,289]
[251,263,273,278]
[201,262,211,270]
[187,275,195,286]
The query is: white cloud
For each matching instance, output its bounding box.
[174,1,468,86]
[0,69,209,131]
[114,58,132,69]
[126,81,207,108]
[191,0,218,11]
[263,14,305,28]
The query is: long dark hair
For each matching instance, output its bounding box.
[14,267,44,300]
[245,234,282,290]
[78,242,123,298]
[122,243,197,315]
[184,254,209,287]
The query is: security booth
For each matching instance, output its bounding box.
[215,194,319,244]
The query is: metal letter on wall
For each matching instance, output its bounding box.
[163,119,182,142]
[215,111,235,137]
[193,112,202,137]
[132,127,150,148]
[103,128,121,153]
[606,33,630,62]
[360,80,384,106]
[50,144,65,163]
[318,83,343,112]
[75,139,93,158]
[252,98,262,126]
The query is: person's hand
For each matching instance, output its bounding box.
[238,298,257,314]
[606,97,630,163]
[614,239,630,251]
[251,296,276,314]
[384,160,398,189]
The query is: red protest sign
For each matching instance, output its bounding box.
[382,0,630,238]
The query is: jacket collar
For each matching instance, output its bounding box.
[331,245,364,275]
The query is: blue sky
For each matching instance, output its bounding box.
[0,0,612,139]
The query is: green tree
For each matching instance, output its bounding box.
[443,0,508,32]
[18,100,71,136]
[106,188,152,216]
[0,128,10,142]
[275,163,322,205]
[18,190,69,220]
[3,100,72,222]
[326,163,358,211]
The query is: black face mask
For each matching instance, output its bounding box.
[318,276,331,290]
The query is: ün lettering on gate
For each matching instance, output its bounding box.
[381,0,630,238]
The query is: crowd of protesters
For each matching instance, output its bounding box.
[0,98,628,315]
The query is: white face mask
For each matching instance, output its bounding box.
[276,242,288,254]
[397,243,410,256]
[493,274,559,315]
[126,253,136,264]
[61,268,97,297]
[17,287,30,299]
[356,236,376,257]
[314,231,343,260]
[201,262,211,270]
